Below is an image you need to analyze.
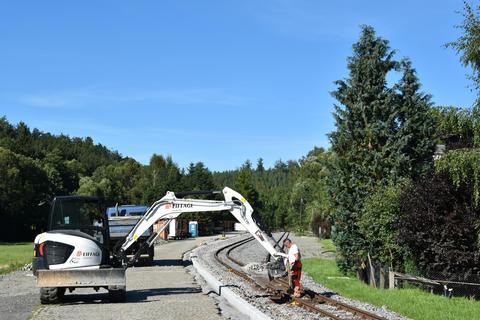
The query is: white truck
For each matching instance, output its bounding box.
[107,205,154,265]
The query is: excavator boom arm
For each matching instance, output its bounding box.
[117,187,286,263]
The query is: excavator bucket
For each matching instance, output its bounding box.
[242,260,287,283]
[242,262,271,283]
[267,259,287,278]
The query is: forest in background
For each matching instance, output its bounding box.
[0,114,319,241]
[2,1,480,285]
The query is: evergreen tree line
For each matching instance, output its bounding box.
[212,150,331,235]
[0,121,224,241]
[0,118,307,241]
[0,117,122,241]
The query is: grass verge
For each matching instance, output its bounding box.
[303,257,480,320]
[0,242,33,275]
[318,238,336,252]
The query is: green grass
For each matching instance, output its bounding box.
[0,242,33,274]
[303,257,480,320]
[318,238,336,253]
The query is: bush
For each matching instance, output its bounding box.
[359,181,408,269]
[398,173,480,280]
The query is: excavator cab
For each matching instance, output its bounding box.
[33,196,111,276]
[48,196,110,244]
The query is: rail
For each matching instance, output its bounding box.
[214,233,386,320]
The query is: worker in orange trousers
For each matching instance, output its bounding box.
[283,238,302,297]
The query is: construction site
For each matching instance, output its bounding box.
[2,2,480,319]
[0,188,406,320]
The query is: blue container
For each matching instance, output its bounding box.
[189,221,198,237]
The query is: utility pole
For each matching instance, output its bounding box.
[300,197,304,234]
[222,219,225,238]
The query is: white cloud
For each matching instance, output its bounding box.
[15,86,248,109]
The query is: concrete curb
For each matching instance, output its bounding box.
[190,248,271,320]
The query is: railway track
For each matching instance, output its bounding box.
[214,233,386,320]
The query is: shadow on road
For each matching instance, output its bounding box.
[128,286,201,301]
[153,259,192,267]
[60,286,202,305]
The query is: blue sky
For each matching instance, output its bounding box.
[0,0,475,171]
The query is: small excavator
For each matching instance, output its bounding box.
[32,187,287,303]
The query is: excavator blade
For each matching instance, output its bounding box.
[37,268,126,288]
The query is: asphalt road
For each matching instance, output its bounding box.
[0,238,225,320]
[0,269,38,320]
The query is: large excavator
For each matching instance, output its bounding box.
[32,187,287,303]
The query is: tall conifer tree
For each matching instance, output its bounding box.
[395,59,436,178]
[329,26,435,272]
[329,26,398,271]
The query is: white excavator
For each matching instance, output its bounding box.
[33,187,287,303]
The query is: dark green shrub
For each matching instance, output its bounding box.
[398,173,480,280]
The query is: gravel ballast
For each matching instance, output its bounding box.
[192,232,408,320]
